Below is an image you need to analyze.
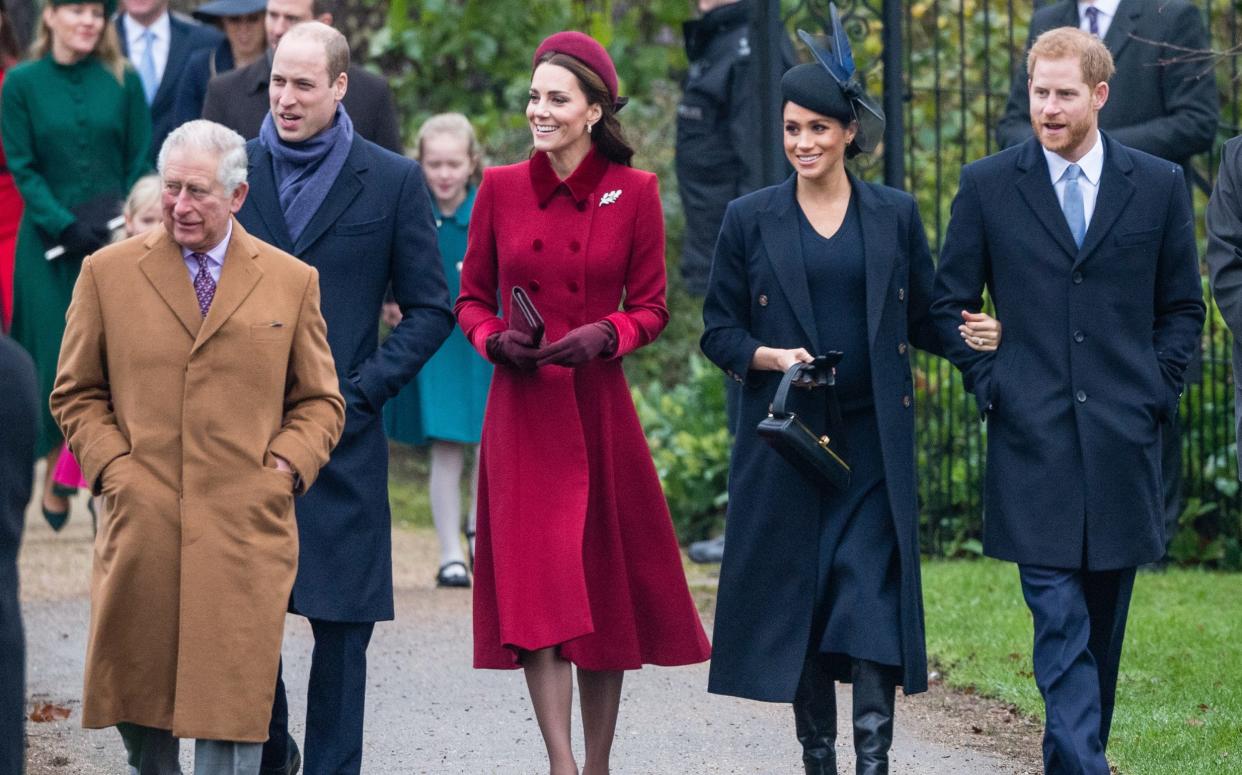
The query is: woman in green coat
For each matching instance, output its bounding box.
[1,0,150,523]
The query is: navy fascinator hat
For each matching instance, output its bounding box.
[781,3,886,157]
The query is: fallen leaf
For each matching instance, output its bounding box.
[29,703,71,722]
[1187,718,1205,727]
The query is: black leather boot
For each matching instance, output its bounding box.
[793,655,838,775]
[851,659,897,775]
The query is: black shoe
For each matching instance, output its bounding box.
[794,655,837,775]
[259,736,300,775]
[851,659,897,775]
[436,560,471,588]
[687,535,725,564]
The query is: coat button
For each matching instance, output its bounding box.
[898,287,906,301]
[1072,271,1083,284]
[1076,390,1087,403]
[539,203,548,211]
[568,280,579,293]
[1073,330,1085,343]
[898,342,908,355]
[532,239,542,251]
[569,240,581,252]
[902,395,912,408]
[529,280,540,292]
[758,294,768,306]
[576,201,587,212]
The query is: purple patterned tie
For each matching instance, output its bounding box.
[1084,6,1100,36]
[192,252,216,317]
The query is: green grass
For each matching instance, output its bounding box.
[922,558,1242,774]
[387,441,433,528]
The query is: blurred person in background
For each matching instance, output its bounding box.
[115,0,221,160]
[383,112,491,588]
[1,0,149,531]
[172,0,267,129]
[0,0,21,332]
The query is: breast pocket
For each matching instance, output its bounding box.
[1113,226,1162,248]
[250,321,289,342]
[333,217,388,236]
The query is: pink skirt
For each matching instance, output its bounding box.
[52,444,88,489]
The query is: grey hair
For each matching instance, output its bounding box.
[157,120,249,194]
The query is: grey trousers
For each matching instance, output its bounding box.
[118,722,263,775]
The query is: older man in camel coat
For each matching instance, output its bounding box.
[51,119,344,774]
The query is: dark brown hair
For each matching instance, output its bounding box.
[0,2,19,66]
[536,51,633,167]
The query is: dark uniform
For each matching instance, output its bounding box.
[676,0,791,296]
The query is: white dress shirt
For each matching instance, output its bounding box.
[1043,130,1104,229]
[181,220,232,284]
[1078,0,1120,40]
[125,11,171,84]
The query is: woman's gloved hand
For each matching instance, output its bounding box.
[58,221,109,259]
[486,330,541,371]
[536,322,617,368]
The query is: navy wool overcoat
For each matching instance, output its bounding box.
[931,134,1205,571]
[701,175,942,700]
[238,134,454,622]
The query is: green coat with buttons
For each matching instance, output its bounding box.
[1,54,151,455]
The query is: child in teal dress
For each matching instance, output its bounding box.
[383,114,491,587]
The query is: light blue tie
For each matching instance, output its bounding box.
[137,28,158,104]
[1062,163,1086,248]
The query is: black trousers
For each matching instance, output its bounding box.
[263,619,376,775]
[1018,565,1136,775]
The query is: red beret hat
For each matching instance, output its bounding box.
[533,31,620,108]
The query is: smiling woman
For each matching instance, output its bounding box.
[0,0,149,527]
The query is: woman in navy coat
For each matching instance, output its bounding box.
[700,60,998,774]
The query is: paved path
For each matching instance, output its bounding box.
[21,490,1035,774]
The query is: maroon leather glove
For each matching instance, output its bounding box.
[486,329,541,371]
[536,322,617,368]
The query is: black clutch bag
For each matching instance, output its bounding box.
[756,356,850,490]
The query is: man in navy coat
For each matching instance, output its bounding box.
[932,27,1203,775]
[116,0,223,161]
[235,22,453,775]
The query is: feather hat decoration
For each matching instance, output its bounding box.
[796,2,885,154]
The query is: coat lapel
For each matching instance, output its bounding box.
[191,219,262,355]
[137,226,203,340]
[246,143,296,252]
[291,137,367,256]
[1014,138,1080,259]
[759,177,821,352]
[855,179,896,346]
[1075,134,1136,267]
[1103,0,1140,61]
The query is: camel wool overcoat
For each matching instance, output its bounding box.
[50,219,344,742]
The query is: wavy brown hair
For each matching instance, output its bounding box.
[534,51,633,167]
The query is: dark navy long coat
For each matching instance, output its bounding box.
[701,175,941,700]
[931,135,1205,571]
[238,134,454,622]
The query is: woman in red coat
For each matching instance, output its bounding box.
[456,31,711,774]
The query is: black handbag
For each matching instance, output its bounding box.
[756,357,850,490]
[40,193,125,261]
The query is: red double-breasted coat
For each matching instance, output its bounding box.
[456,148,711,670]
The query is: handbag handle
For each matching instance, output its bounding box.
[770,361,845,432]
[770,362,813,417]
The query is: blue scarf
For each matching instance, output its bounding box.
[259,104,355,244]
